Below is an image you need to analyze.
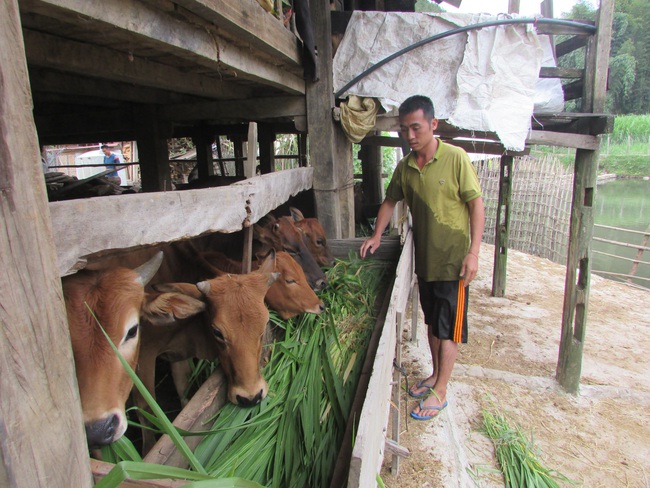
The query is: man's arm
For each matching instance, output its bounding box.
[360,198,397,258]
[459,196,485,286]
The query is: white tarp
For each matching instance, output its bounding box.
[333,12,564,151]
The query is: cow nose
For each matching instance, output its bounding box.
[318,303,326,313]
[236,389,264,407]
[314,278,327,291]
[85,414,119,448]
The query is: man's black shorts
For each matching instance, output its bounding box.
[418,279,468,343]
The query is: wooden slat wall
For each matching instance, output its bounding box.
[348,230,414,488]
[51,167,313,276]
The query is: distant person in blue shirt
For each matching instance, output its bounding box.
[101,144,121,185]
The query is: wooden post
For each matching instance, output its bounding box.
[258,123,276,174]
[508,0,520,14]
[306,0,354,239]
[410,278,419,343]
[244,122,258,178]
[492,156,513,297]
[1,1,92,485]
[192,126,215,180]
[137,105,172,192]
[359,140,383,208]
[556,147,598,393]
[557,0,614,393]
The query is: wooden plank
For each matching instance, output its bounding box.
[161,96,306,124]
[142,370,228,467]
[172,0,301,67]
[556,35,589,57]
[539,67,584,79]
[391,311,404,476]
[23,30,251,100]
[526,130,599,150]
[0,1,91,485]
[51,167,313,276]
[20,0,305,94]
[536,20,595,36]
[328,236,402,261]
[348,230,414,488]
[556,148,598,393]
[90,460,188,487]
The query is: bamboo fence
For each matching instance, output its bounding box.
[476,154,574,265]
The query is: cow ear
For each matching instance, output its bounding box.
[266,271,280,287]
[153,282,202,300]
[197,281,211,295]
[257,248,276,274]
[289,207,305,222]
[142,292,205,326]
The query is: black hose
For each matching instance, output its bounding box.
[335,17,596,99]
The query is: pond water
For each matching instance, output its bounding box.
[593,178,650,288]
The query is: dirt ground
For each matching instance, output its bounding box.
[380,243,650,488]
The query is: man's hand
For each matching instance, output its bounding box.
[360,235,381,259]
[460,252,479,286]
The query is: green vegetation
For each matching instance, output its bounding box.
[481,401,573,488]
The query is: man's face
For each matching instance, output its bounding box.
[102,148,110,156]
[399,109,437,152]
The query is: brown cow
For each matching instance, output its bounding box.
[254,214,327,291]
[134,252,279,452]
[200,249,325,320]
[288,207,336,267]
[62,252,171,448]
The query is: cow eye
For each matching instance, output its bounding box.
[125,324,139,342]
[285,279,296,285]
[316,239,325,246]
[212,328,225,342]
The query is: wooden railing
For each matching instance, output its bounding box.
[592,224,650,289]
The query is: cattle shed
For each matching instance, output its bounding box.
[0,0,614,486]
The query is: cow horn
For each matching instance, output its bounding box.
[197,281,211,295]
[134,251,164,285]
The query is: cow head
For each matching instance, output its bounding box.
[256,249,325,319]
[254,214,327,291]
[289,207,336,267]
[161,260,279,407]
[63,252,163,448]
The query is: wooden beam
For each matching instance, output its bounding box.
[137,105,173,192]
[1,1,91,484]
[34,107,137,142]
[142,370,228,468]
[591,0,615,113]
[50,167,313,276]
[172,0,301,67]
[536,20,595,36]
[526,130,599,150]
[23,30,251,100]
[91,460,188,487]
[556,35,589,57]
[20,0,305,94]
[539,67,584,79]
[29,67,208,106]
[161,96,306,123]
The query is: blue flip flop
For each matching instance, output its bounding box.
[408,379,435,398]
[410,392,448,421]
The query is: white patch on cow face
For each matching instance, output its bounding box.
[118,309,140,358]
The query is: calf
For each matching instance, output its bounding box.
[200,249,325,320]
[254,214,327,291]
[288,207,336,267]
[62,252,168,448]
[134,252,279,453]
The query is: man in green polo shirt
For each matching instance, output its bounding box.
[360,95,485,421]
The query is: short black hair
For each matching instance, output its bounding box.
[101,144,109,150]
[398,95,435,120]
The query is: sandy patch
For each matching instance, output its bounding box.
[380,243,650,488]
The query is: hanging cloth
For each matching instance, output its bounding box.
[339,96,379,143]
